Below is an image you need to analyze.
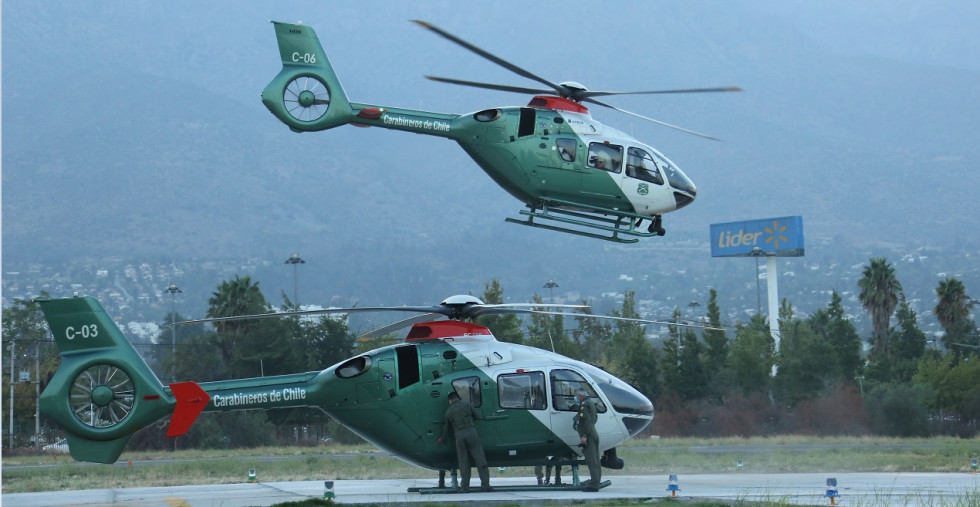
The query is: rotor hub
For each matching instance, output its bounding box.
[91,385,114,407]
[298,90,317,108]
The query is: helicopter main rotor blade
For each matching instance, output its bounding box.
[532,310,726,331]
[580,86,742,100]
[464,303,590,319]
[356,303,590,339]
[412,20,563,96]
[424,75,554,96]
[175,300,580,327]
[176,305,444,326]
[585,97,722,141]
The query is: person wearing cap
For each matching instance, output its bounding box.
[437,391,491,493]
[574,389,600,492]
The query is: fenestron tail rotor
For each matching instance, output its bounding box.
[69,365,135,429]
[283,76,331,122]
[412,20,741,139]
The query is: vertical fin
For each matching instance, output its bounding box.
[36,296,174,464]
[261,21,353,131]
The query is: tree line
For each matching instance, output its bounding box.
[2,258,978,450]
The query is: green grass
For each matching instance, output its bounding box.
[612,435,980,474]
[2,436,978,494]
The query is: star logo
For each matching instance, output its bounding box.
[765,220,788,249]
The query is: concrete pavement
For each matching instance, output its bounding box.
[3,472,978,506]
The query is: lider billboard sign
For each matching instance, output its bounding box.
[710,216,804,257]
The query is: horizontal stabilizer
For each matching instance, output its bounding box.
[167,382,211,437]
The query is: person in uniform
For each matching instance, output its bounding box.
[574,389,601,492]
[534,459,562,486]
[437,391,491,492]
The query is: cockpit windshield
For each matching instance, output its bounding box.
[579,362,653,417]
[651,149,696,196]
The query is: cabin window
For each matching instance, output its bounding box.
[556,138,576,162]
[550,369,607,413]
[473,108,501,122]
[497,371,547,410]
[518,108,536,137]
[625,147,664,185]
[587,143,623,173]
[395,345,420,389]
[336,355,372,379]
[452,376,482,408]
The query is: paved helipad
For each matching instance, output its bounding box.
[3,472,978,506]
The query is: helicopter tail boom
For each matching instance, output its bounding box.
[35,296,200,463]
[262,21,354,132]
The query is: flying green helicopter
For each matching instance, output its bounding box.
[35,294,716,491]
[261,21,740,243]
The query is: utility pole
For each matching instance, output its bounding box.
[8,339,15,449]
[34,340,40,451]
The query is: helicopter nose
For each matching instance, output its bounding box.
[598,381,654,437]
[674,189,696,210]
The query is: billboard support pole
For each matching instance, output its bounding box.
[766,255,780,376]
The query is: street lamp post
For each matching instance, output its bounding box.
[285,253,306,307]
[543,279,559,303]
[165,283,181,452]
[541,279,560,352]
[165,284,182,385]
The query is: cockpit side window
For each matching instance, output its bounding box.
[626,147,664,185]
[549,369,607,413]
[556,138,576,162]
[587,143,623,173]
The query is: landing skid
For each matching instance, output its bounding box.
[505,199,665,243]
[411,464,611,494]
[413,481,612,494]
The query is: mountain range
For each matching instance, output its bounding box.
[3,1,979,316]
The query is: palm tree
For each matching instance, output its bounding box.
[207,274,269,332]
[477,279,523,344]
[206,275,270,365]
[857,257,902,364]
[934,277,973,350]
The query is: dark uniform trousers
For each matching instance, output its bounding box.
[577,398,601,489]
[443,400,490,490]
[454,426,489,489]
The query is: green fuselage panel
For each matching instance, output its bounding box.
[455,108,626,209]
[350,103,627,211]
[195,340,569,470]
